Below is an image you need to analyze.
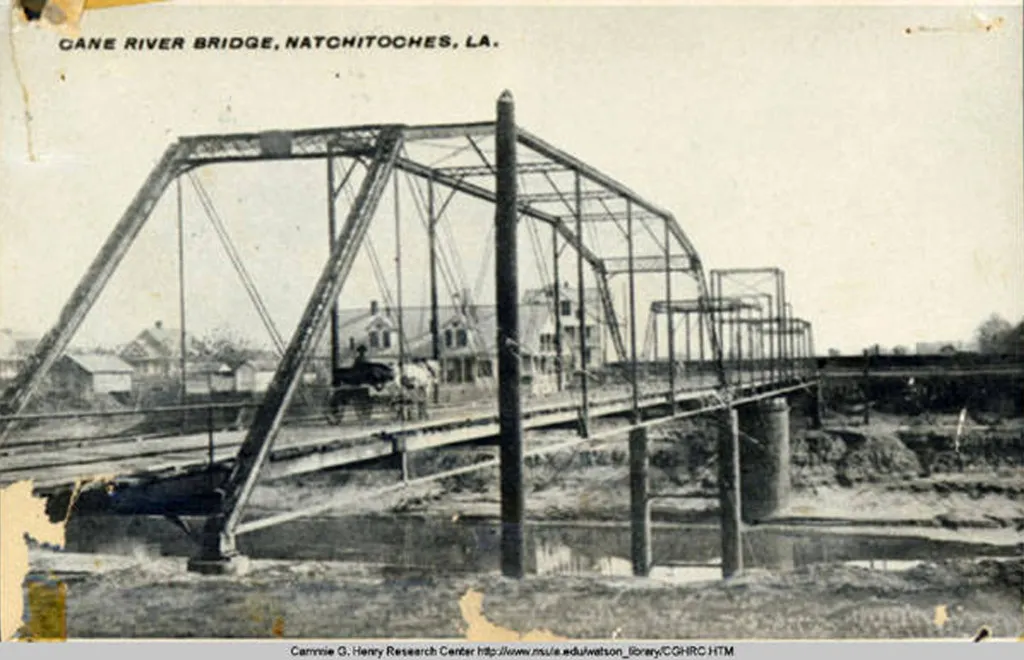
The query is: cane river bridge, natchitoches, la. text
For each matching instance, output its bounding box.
[56,34,493,52]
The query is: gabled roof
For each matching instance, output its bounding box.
[62,353,134,374]
[121,323,206,361]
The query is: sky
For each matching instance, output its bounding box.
[1,2,1022,355]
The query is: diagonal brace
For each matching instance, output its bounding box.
[209,128,404,546]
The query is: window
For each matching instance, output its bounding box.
[479,360,493,378]
[446,359,460,383]
[585,326,593,341]
[445,329,453,348]
[456,329,468,347]
[369,331,380,349]
[560,301,572,316]
[382,331,392,349]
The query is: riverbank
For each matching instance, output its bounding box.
[18,412,1024,640]
[24,550,1024,639]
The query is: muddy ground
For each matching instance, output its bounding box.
[20,412,1024,640]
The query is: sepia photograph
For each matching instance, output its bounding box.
[1,0,1022,645]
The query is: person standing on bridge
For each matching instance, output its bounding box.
[353,344,369,368]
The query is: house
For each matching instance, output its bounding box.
[326,285,607,394]
[234,354,319,394]
[50,353,134,398]
[120,320,207,378]
[183,361,235,395]
[0,328,37,383]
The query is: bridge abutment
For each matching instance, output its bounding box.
[737,397,791,523]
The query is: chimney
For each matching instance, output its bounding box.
[155,320,163,330]
[370,300,379,315]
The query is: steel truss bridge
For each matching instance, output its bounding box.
[1,92,819,579]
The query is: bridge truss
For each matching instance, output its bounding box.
[1,92,818,579]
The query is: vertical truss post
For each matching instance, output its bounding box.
[664,222,676,412]
[627,202,640,419]
[735,304,743,386]
[698,300,705,368]
[575,171,590,438]
[0,142,187,439]
[495,91,525,579]
[761,308,768,380]
[627,200,650,576]
[176,177,188,434]
[767,296,776,383]
[779,271,788,379]
[428,175,441,403]
[684,312,691,367]
[187,128,404,574]
[552,228,563,392]
[394,172,407,421]
[789,306,796,380]
[327,155,341,386]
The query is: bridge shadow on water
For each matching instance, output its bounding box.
[60,514,1015,583]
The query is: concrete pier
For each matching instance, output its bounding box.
[738,397,791,523]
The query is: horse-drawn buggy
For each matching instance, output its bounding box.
[325,359,438,424]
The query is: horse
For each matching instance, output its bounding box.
[327,359,439,423]
[392,359,439,420]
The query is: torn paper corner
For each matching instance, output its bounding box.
[459,588,567,642]
[0,480,67,642]
[14,0,166,37]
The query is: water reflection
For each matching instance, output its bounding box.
[62,514,1013,580]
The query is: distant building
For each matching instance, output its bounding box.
[0,329,38,382]
[234,357,279,394]
[182,361,235,395]
[915,341,974,356]
[233,355,316,393]
[120,320,207,378]
[51,354,134,398]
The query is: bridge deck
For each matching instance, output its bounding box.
[1,376,811,492]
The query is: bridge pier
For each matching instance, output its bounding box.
[718,407,743,578]
[737,397,791,523]
[629,426,651,576]
[186,515,250,575]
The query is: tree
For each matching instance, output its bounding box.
[975,314,1014,354]
[892,345,908,356]
[201,326,261,369]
